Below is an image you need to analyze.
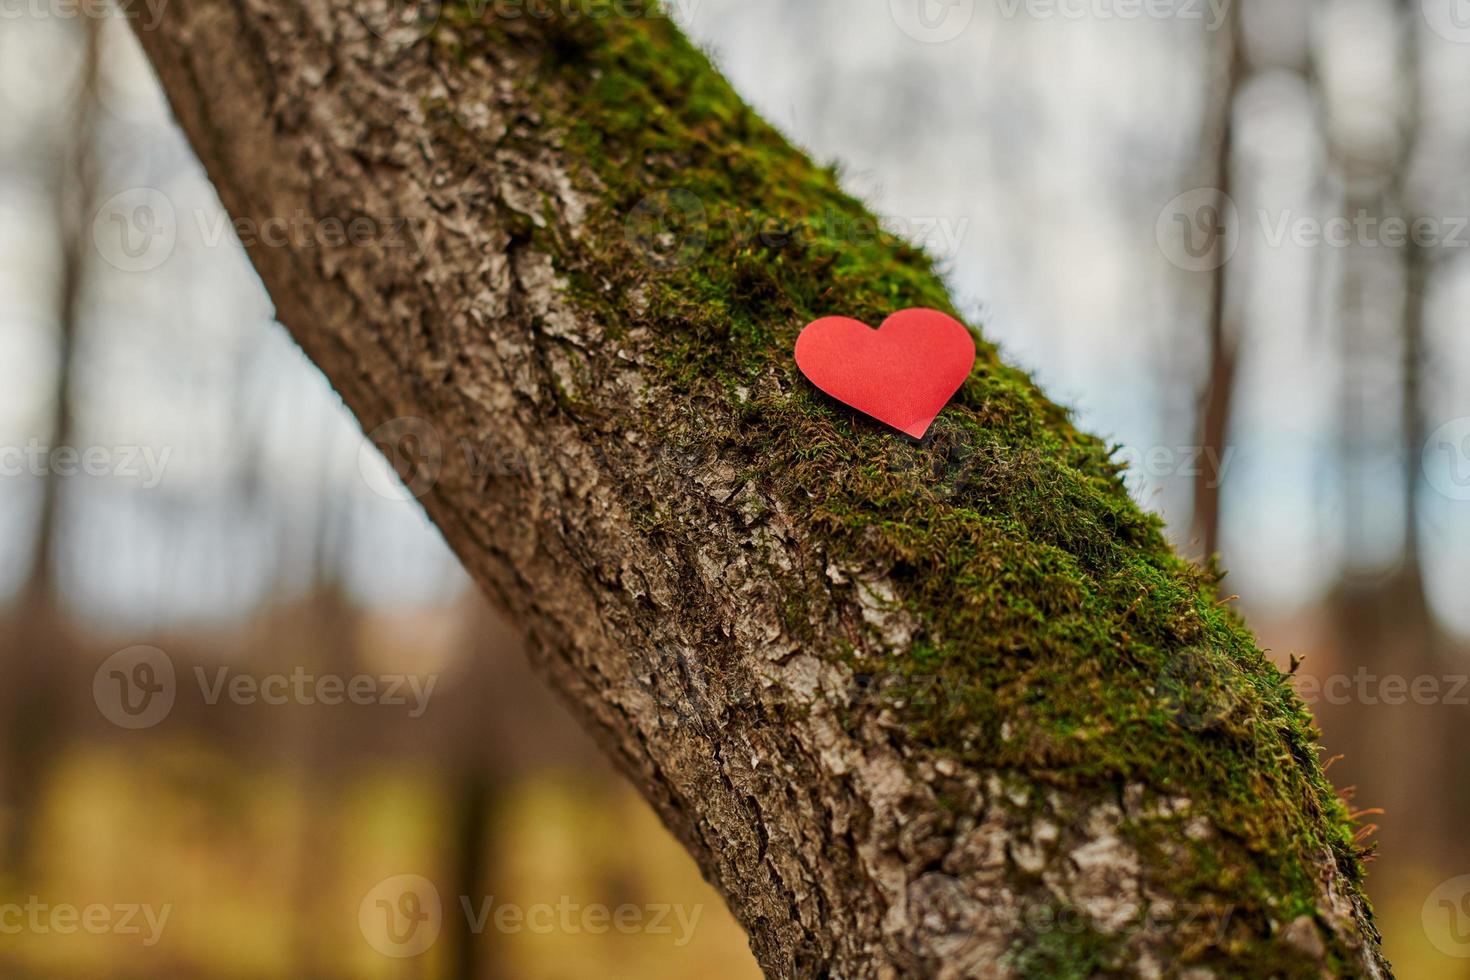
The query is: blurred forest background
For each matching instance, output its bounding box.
[2,0,1469,976]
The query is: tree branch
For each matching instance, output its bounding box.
[126,3,1389,975]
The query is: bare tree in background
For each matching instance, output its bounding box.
[1191,0,1245,565]
[1,15,101,877]
[1324,0,1439,858]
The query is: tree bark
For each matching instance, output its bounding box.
[126,3,1390,976]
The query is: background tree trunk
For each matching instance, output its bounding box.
[1,13,99,880]
[126,3,1390,976]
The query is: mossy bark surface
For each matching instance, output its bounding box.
[128,3,1388,976]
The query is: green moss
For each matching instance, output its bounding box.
[430,4,1379,972]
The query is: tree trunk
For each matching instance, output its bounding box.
[1191,0,1242,566]
[2,13,99,880]
[125,4,1389,976]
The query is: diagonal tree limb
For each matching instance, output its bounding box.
[125,3,1389,975]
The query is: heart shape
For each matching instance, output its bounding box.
[794,308,976,439]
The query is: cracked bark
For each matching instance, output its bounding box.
[125,3,1390,977]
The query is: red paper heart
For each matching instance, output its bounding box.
[794,308,976,439]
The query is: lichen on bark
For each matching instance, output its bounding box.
[127,1,1389,975]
